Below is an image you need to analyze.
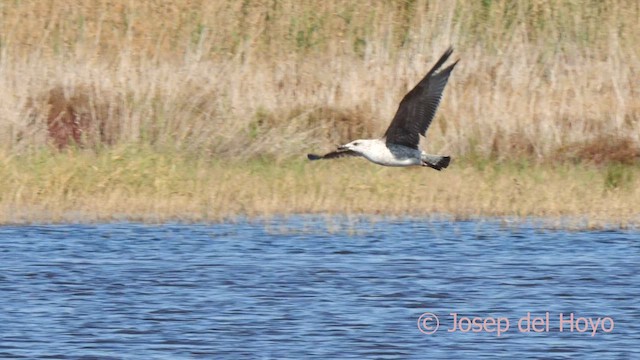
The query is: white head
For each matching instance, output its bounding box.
[338,139,377,154]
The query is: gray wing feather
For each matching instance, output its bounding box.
[384,47,458,149]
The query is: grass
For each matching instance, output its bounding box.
[0,1,639,226]
[1,147,638,228]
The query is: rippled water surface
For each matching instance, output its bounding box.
[0,218,638,359]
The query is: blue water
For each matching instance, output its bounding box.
[0,218,638,359]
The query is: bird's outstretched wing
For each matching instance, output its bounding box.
[307,149,361,161]
[384,47,458,149]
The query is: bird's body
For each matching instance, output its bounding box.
[307,47,458,171]
[343,139,421,167]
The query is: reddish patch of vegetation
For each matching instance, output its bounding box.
[44,86,120,149]
[555,135,640,165]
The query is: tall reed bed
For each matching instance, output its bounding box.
[0,0,638,162]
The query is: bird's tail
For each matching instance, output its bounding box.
[421,154,451,171]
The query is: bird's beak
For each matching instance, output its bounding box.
[338,145,348,151]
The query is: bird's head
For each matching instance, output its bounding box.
[338,139,373,154]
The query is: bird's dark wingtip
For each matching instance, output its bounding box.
[427,46,456,76]
[444,46,454,57]
[307,154,322,161]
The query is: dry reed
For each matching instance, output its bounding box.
[0,0,638,160]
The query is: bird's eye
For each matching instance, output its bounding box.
[353,142,359,146]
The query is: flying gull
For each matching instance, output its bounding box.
[308,47,458,170]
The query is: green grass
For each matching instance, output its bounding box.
[1,148,639,227]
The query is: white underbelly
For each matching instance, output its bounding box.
[364,150,422,167]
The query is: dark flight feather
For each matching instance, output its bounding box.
[307,149,361,161]
[384,47,458,149]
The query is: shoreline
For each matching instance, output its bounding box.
[1,213,636,232]
[1,149,638,229]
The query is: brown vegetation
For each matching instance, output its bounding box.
[0,0,637,163]
[42,85,121,149]
[0,1,639,226]
[555,135,640,165]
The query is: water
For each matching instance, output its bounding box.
[0,218,638,359]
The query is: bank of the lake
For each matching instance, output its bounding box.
[1,149,638,228]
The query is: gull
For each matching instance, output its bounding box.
[307,47,458,170]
